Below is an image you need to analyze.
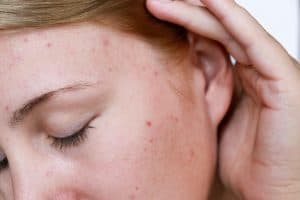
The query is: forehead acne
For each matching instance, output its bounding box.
[46,42,53,48]
[102,37,110,47]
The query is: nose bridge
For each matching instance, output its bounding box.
[9,148,45,200]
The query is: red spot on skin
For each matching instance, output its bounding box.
[135,186,139,191]
[146,121,152,127]
[103,39,110,47]
[154,71,159,77]
[129,194,136,200]
[108,67,113,72]
[23,38,28,42]
[189,149,195,161]
[149,138,154,144]
[170,115,179,123]
[46,170,53,177]
[143,147,148,152]
[46,42,52,48]
[5,106,9,111]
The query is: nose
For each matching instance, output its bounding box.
[8,149,81,200]
[10,152,47,200]
[11,161,84,200]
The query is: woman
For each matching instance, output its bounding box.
[0,0,299,199]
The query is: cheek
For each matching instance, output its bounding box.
[71,98,215,199]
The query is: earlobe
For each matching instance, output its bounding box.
[189,33,234,127]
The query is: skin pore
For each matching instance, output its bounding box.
[0,22,218,199]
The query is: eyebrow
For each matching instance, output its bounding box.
[10,82,96,127]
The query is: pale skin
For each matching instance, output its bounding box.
[146,0,300,199]
[1,0,299,199]
[0,19,234,199]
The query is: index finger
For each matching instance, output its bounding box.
[201,0,295,80]
[146,0,250,64]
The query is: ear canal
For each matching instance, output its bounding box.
[189,34,234,126]
[195,37,229,91]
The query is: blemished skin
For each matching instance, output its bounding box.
[0,21,233,199]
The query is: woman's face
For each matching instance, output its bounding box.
[0,22,215,199]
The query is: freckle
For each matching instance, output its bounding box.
[108,67,113,72]
[146,121,152,127]
[135,186,139,191]
[144,147,148,152]
[5,106,9,111]
[23,38,28,42]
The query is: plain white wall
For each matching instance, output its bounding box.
[236,0,299,60]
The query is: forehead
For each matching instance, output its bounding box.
[0,23,129,121]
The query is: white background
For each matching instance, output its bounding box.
[237,0,299,60]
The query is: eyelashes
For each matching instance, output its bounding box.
[49,122,95,150]
[0,124,93,173]
[0,118,96,173]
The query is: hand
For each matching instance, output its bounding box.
[146,0,300,199]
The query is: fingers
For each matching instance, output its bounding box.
[200,0,294,80]
[146,0,249,64]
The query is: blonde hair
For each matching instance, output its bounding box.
[0,0,188,55]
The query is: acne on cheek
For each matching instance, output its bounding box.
[143,115,196,163]
[143,115,179,146]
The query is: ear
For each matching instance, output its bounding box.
[189,33,234,127]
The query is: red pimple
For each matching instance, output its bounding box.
[170,115,179,123]
[189,149,195,160]
[149,138,154,144]
[129,194,136,200]
[5,106,9,111]
[174,117,179,123]
[146,121,152,127]
[23,38,29,42]
[46,42,52,48]
[46,170,53,177]
[135,186,139,191]
[103,38,110,47]
[154,71,159,77]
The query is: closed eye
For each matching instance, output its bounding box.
[49,117,96,150]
